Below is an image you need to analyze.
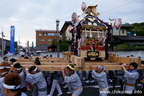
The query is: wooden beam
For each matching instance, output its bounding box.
[19,57,64,59]
[77,57,85,68]
[15,56,144,71]
[109,56,119,62]
[21,65,67,71]
[74,56,78,65]
[17,57,64,60]
[134,58,141,68]
[17,59,67,62]
[10,65,78,71]
[70,55,77,63]
[20,62,73,66]
[84,65,128,71]
[85,62,119,65]
[119,57,130,64]
[84,64,144,71]
[85,60,109,63]
[113,53,117,56]
[17,59,47,62]
[10,64,144,71]
[63,52,71,60]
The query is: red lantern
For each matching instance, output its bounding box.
[49,49,52,52]
[81,2,86,12]
[114,19,122,29]
[72,12,78,25]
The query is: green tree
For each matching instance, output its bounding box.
[51,39,56,46]
[51,39,56,52]
[115,44,144,51]
[59,35,69,52]
[128,22,144,36]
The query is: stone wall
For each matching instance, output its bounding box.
[109,51,144,60]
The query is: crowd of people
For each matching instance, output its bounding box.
[0,56,144,96]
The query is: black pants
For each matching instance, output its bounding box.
[88,71,94,80]
[142,83,144,95]
[82,71,86,77]
[125,93,136,96]
[112,77,123,90]
[20,87,27,92]
[108,71,114,80]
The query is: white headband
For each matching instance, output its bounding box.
[3,83,20,90]
[0,66,10,69]
[15,68,22,70]
[33,67,37,72]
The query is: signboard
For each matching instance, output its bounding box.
[4,40,6,50]
[87,51,99,57]
[10,26,15,53]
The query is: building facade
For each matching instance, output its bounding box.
[0,38,18,55]
[36,30,62,47]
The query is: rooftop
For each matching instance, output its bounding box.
[60,21,72,34]
[33,44,51,50]
[36,30,60,32]
[113,35,144,41]
[60,21,132,34]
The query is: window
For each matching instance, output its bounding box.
[39,34,42,36]
[48,39,52,41]
[43,33,47,36]
[48,33,54,36]
[56,33,60,36]
[122,29,125,34]
[37,39,45,41]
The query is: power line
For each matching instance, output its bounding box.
[101,0,136,15]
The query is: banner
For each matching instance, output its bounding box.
[32,41,34,48]
[10,26,15,53]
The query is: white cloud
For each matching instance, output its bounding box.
[9,17,20,22]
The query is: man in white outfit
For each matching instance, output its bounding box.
[89,65,109,96]
[122,62,139,96]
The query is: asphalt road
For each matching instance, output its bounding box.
[27,81,144,96]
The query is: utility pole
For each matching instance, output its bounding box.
[27,41,29,54]
[56,19,60,57]
[2,32,4,56]
[1,27,5,57]
[18,36,21,52]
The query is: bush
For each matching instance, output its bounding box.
[135,46,144,50]
[59,42,69,51]
[115,44,144,51]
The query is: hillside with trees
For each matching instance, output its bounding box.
[128,22,144,36]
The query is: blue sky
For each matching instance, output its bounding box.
[0,0,144,47]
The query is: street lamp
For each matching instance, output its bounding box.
[56,19,60,57]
